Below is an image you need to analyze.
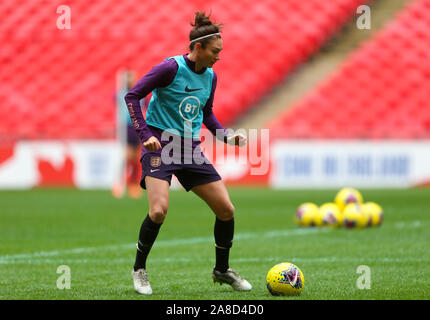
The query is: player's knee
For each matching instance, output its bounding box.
[149,205,168,224]
[217,203,235,221]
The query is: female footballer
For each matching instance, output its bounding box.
[124,11,251,295]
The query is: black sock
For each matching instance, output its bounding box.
[134,214,162,271]
[214,217,234,273]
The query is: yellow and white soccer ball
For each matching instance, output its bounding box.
[312,207,324,227]
[335,187,364,212]
[362,202,384,227]
[358,206,372,228]
[295,202,319,227]
[320,202,342,228]
[266,262,304,296]
[343,203,363,228]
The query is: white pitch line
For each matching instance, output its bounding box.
[1,220,427,265]
[0,228,328,264]
[394,220,423,229]
[2,255,429,266]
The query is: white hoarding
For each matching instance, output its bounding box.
[270,140,430,188]
[0,141,122,189]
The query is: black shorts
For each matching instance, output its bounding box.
[140,152,222,192]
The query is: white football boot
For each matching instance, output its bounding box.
[212,268,252,291]
[132,269,152,295]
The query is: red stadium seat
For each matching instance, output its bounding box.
[268,0,430,140]
[0,0,368,140]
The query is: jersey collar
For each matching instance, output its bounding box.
[183,54,207,74]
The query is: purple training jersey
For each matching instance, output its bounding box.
[124,54,227,160]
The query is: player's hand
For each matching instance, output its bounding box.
[226,133,247,147]
[143,136,162,151]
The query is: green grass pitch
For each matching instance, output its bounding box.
[0,187,429,300]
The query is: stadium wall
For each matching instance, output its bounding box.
[0,141,122,189]
[270,140,430,188]
[1,139,429,189]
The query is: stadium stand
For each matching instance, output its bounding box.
[268,0,430,139]
[0,0,367,140]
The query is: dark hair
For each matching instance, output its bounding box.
[189,11,222,51]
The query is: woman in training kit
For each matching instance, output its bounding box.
[124,11,251,295]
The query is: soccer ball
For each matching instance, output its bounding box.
[357,206,372,228]
[335,187,364,212]
[362,202,384,227]
[266,262,304,296]
[312,207,324,227]
[295,202,319,227]
[342,203,362,228]
[343,203,371,228]
[320,202,342,227]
